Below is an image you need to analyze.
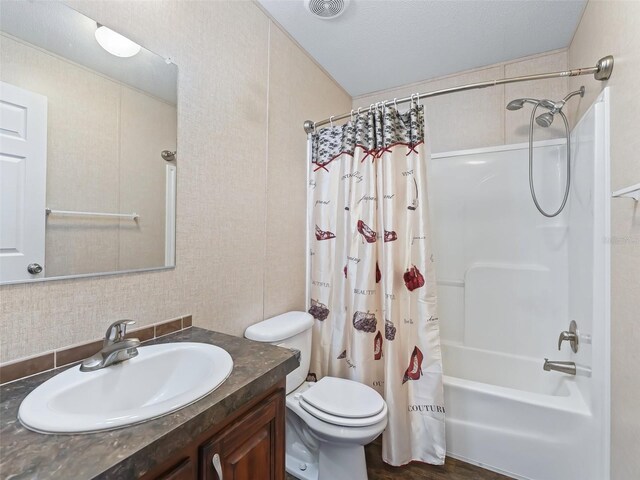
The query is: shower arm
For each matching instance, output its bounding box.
[303,55,614,133]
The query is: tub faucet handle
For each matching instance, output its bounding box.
[557,320,579,353]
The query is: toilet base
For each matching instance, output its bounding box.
[319,443,367,480]
[285,452,318,480]
[286,443,367,480]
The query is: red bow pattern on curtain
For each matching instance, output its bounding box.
[307,104,446,466]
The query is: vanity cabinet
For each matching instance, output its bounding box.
[200,390,283,479]
[0,329,297,480]
[156,459,196,480]
[146,382,286,480]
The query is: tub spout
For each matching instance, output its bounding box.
[543,358,576,375]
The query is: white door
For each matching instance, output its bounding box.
[0,81,47,283]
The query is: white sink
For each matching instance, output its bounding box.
[18,342,233,434]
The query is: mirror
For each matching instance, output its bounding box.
[0,1,178,284]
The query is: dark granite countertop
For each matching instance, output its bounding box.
[0,327,298,479]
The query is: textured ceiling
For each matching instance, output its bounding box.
[0,1,177,104]
[258,0,587,97]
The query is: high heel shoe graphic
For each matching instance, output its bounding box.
[402,346,424,384]
[376,262,381,283]
[407,178,419,211]
[357,220,377,243]
[374,331,383,360]
[384,230,397,242]
[315,225,336,241]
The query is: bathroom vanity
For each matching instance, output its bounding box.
[0,327,298,479]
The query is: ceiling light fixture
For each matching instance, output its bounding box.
[95,24,141,58]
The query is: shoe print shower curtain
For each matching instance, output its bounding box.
[307,104,446,466]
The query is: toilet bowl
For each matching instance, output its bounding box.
[245,311,388,480]
[285,379,388,480]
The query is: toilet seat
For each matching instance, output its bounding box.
[298,377,386,427]
[299,396,388,427]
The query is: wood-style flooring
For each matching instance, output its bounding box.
[286,440,514,479]
[363,440,513,479]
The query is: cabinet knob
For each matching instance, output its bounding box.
[212,453,223,479]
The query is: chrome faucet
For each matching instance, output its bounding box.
[543,358,576,375]
[80,320,140,372]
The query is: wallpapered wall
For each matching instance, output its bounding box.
[353,49,569,153]
[0,0,351,363]
[2,2,637,477]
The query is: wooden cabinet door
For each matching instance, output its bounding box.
[199,391,285,480]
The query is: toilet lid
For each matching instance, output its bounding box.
[299,396,387,427]
[300,377,385,419]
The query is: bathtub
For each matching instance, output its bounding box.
[442,342,594,480]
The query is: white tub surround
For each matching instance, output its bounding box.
[430,89,610,480]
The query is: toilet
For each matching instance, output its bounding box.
[245,311,388,480]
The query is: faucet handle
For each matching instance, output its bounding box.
[104,320,136,345]
[557,320,579,353]
[558,331,573,350]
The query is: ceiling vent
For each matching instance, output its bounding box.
[305,0,350,20]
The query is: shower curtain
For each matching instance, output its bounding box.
[307,104,446,466]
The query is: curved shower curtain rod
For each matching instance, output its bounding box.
[303,55,614,133]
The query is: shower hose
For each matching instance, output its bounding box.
[528,103,571,218]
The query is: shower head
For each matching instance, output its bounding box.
[506,99,526,111]
[534,87,585,127]
[505,98,539,111]
[507,87,585,116]
[535,112,555,128]
[538,99,559,110]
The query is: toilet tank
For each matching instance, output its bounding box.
[244,311,314,394]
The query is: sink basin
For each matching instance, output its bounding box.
[18,342,233,434]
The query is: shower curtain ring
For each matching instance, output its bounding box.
[415,93,421,106]
[394,98,398,109]
[350,109,355,122]
[357,107,362,117]
[330,115,335,127]
[369,103,375,113]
